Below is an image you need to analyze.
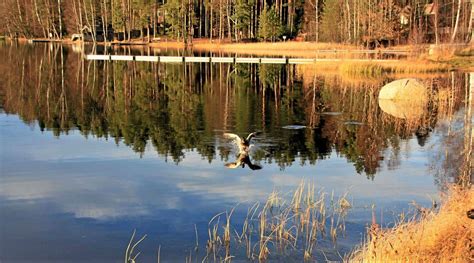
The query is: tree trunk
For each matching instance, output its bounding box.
[72,0,80,33]
[434,1,439,45]
[147,21,150,43]
[210,0,213,40]
[198,0,202,38]
[288,0,293,35]
[468,0,473,43]
[91,0,96,42]
[57,0,63,38]
[34,0,48,38]
[83,0,96,42]
[226,0,232,40]
[204,0,208,38]
[451,0,463,43]
[153,2,157,39]
[47,0,59,38]
[189,0,193,44]
[16,0,25,37]
[463,72,473,184]
[346,0,351,42]
[78,0,83,33]
[183,0,187,44]
[353,0,356,43]
[219,0,223,39]
[128,0,132,41]
[102,0,107,43]
[316,0,319,42]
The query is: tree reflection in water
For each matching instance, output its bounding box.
[0,43,468,179]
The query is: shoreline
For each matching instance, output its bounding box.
[5,37,472,71]
[6,36,415,54]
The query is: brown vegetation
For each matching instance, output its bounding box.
[203,181,351,261]
[189,40,360,57]
[295,60,451,78]
[349,186,474,262]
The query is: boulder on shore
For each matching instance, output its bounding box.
[378,78,427,102]
[378,78,427,119]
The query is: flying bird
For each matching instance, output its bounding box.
[223,132,262,170]
[223,132,260,152]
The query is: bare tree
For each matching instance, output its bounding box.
[34,0,47,38]
[451,0,463,43]
[57,0,63,38]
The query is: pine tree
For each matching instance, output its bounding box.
[258,6,282,41]
[320,0,343,42]
[112,0,125,38]
[233,0,251,40]
[164,0,184,40]
[134,0,152,39]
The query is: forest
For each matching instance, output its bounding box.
[1,0,473,46]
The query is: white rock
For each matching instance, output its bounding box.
[378,78,427,101]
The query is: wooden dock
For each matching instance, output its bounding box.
[86,54,400,64]
[29,39,64,43]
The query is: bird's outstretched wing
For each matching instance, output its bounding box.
[246,132,260,142]
[224,133,243,145]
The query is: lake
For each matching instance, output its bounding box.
[0,42,469,262]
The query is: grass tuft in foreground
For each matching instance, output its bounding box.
[348,186,473,262]
[204,181,351,262]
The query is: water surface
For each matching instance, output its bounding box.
[0,43,469,262]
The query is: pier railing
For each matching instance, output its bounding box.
[86,55,399,64]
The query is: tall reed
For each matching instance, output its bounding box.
[124,229,147,263]
[203,181,351,262]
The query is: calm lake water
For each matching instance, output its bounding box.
[0,43,470,262]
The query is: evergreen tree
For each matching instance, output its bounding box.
[233,0,251,40]
[134,0,153,39]
[112,0,125,36]
[164,0,184,39]
[319,0,343,42]
[258,6,282,41]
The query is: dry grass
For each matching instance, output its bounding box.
[148,41,185,49]
[294,60,449,82]
[293,60,450,90]
[124,229,147,263]
[147,40,463,72]
[312,60,449,77]
[204,181,351,261]
[149,39,368,57]
[121,183,472,262]
[296,62,451,89]
[337,60,449,75]
[191,40,359,57]
[349,186,474,262]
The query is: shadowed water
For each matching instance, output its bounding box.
[0,43,470,262]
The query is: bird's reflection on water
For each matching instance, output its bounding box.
[225,150,263,170]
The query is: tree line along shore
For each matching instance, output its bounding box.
[1,0,473,48]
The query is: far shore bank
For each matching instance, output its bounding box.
[10,36,414,53]
[5,37,473,71]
